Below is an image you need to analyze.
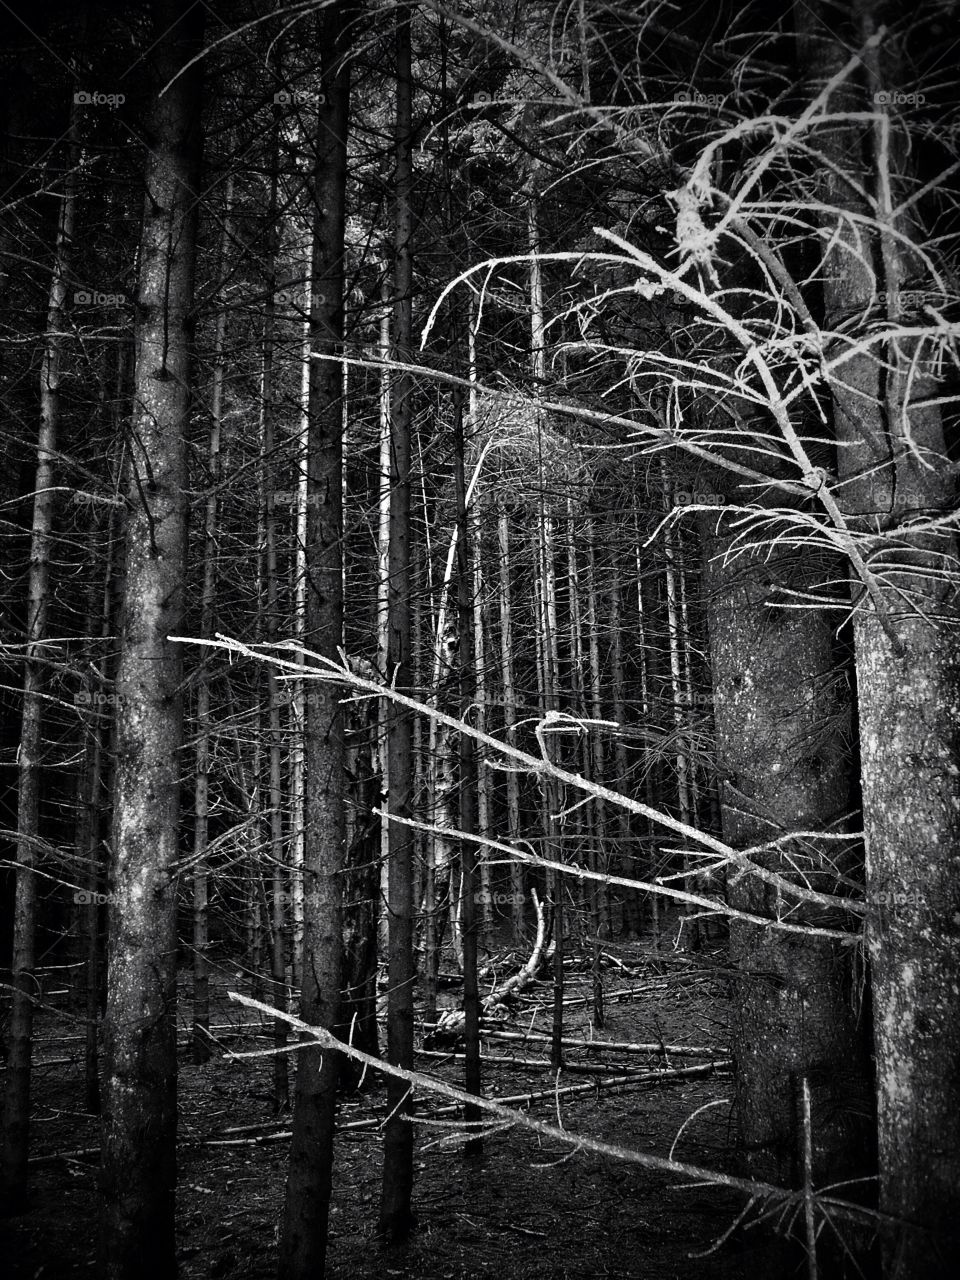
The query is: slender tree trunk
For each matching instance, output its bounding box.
[453,389,483,1151]
[288,222,314,997]
[662,468,699,950]
[76,507,120,1117]
[526,165,565,1068]
[97,6,204,1275]
[257,117,290,1112]
[376,274,392,966]
[191,173,233,1065]
[0,97,77,1208]
[497,495,525,941]
[607,556,635,939]
[471,499,494,945]
[379,3,417,1243]
[278,7,352,1275]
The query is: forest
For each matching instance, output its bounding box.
[1,0,958,1277]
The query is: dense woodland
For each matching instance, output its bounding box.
[1,0,959,1277]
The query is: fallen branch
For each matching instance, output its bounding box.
[225,989,881,1228]
[418,1049,732,1079]
[435,887,547,1036]
[479,1030,722,1058]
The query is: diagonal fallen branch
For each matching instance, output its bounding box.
[226,990,880,1230]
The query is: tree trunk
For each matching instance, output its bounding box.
[379,2,417,1243]
[97,5,204,1274]
[702,520,872,1204]
[0,95,77,1209]
[497,494,525,940]
[278,7,352,1274]
[256,113,290,1112]
[191,172,233,1066]
[454,389,482,1151]
[795,6,960,1271]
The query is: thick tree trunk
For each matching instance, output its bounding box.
[278,7,352,1275]
[702,525,873,1203]
[97,5,204,1275]
[795,7,960,1270]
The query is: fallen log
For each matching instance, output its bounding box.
[433,887,547,1038]
[480,1030,722,1057]
[417,1049,718,1077]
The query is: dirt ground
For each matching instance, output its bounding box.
[3,935,808,1279]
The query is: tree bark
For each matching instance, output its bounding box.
[278,6,352,1275]
[702,521,872,1198]
[97,5,204,1275]
[191,172,233,1066]
[1,97,77,1207]
[795,6,960,1271]
[379,1,417,1244]
[454,389,483,1151]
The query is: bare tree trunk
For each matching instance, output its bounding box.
[191,173,233,1065]
[471,498,494,946]
[0,96,77,1209]
[795,8,960,1270]
[633,516,661,943]
[257,117,289,1112]
[702,517,872,1202]
[497,494,525,940]
[662,469,698,951]
[97,6,204,1274]
[288,221,314,998]
[76,504,121,1117]
[376,273,392,967]
[379,3,417,1243]
[278,6,352,1274]
[453,389,483,1152]
[607,556,635,939]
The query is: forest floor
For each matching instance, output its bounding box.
[3,924,800,1279]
